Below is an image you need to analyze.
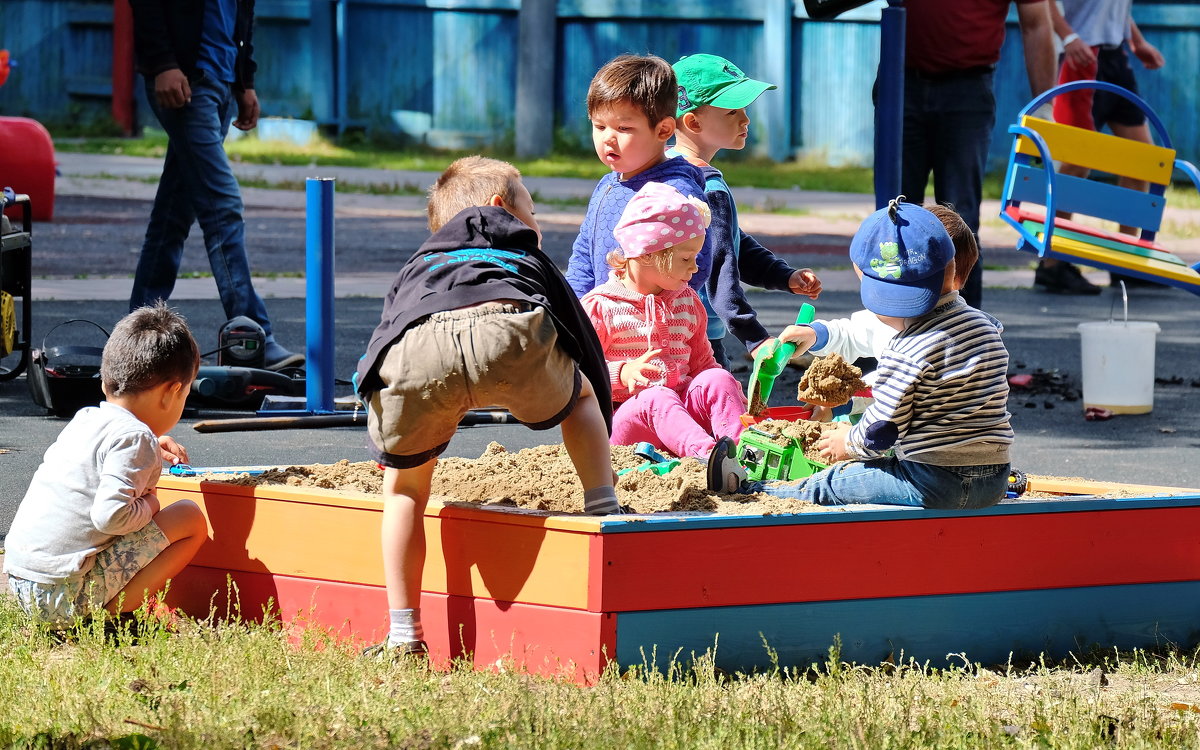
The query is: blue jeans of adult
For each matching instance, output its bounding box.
[132,71,273,338]
[747,457,1009,510]
[894,69,996,310]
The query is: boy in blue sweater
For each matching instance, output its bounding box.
[566,55,714,324]
[671,54,822,366]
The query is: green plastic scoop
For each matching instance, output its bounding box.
[747,303,816,412]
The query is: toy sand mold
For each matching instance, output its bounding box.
[158,464,1200,683]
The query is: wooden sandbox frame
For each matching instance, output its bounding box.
[158,474,1200,683]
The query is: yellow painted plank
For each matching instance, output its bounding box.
[158,482,599,609]
[1016,116,1175,184]
[1028,476,1200,496]
[1047,233,1200,287]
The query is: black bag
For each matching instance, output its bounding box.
[27,319,109,418]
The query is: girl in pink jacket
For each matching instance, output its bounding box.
[581,182,748,466]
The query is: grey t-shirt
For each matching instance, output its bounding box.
[4,402,161,584]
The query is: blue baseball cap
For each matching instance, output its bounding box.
[849,198,955,318]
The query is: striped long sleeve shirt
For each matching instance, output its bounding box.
[845,293,1014,465]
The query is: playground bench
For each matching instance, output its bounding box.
[999,80,1200,295]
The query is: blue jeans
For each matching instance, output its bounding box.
[749,457,1009,510]
[893,70,996,310]
[132,72,273,338]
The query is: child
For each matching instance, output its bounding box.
[356,156,620,658]
[566,55,713,308]
[581,181,747,469]
[712,199,1013,509]
[4,302,208,626]
[671,53,823,366]
[777,203,982,419]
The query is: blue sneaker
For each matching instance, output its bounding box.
[263,341,304,371]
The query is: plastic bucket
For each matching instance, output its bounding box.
[1077,320,1160,414]
[739,405,814,428]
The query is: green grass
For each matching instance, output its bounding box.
[5,596,1200,748]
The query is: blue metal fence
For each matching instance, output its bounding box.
[1,0,1198,169]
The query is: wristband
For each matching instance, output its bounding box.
[1061,32,1080,47]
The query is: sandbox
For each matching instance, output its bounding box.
[158,449,1200,684]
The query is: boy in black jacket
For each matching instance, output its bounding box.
[355,156,621,658]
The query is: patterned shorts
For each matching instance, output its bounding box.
[7,521,170,625]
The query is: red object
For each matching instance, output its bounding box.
[740,405,815,427]
[0,117,56,222]
[1008,374,1034,388]
[905,0,1027,74]
[0,50,11,88]
[111,1,136,135]
[1085,407,1115,421]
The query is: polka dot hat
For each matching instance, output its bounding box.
[613,181,711,259]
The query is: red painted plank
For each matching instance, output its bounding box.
[596,507,1200,612]
[169,566,610,684]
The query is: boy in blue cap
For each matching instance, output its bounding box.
[672,53,822,367]
[709,199,1013,509]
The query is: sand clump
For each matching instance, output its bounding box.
[797,353,866,407]
[749,418,837,463]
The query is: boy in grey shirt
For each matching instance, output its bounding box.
[5,303,208,626]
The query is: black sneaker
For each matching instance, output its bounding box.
[362,639,428,661]
[1110,271,1167,289]
[1033,260,1102,295]
[706,436,747,494]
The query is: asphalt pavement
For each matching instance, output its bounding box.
[3,153,1199,539]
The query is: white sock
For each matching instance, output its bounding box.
[584,486,620,515]
[387,608,424,646]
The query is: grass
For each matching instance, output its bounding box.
[5,596,1200,749]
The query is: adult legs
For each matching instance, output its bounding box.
[132,75,274,338]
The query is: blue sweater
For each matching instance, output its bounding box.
[698,163,797,348]
[566,156,710,300]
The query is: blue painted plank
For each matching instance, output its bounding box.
[557,0,764,21]
[1008,164,1165,232]
[598,493,1200,533]
[616,581,1200,672]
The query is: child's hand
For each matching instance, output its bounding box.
[816,423,852,463]
[788,269,822,299]
[158,435,189,466]
[777,325,817,355]
[620,349,663,391]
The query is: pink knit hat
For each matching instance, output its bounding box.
[613,182,710,259]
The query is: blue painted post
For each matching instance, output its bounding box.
[762,0,795,162]
[306,177,336,415]
[873,0,905,209]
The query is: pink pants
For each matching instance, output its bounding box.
[611,367,748,459]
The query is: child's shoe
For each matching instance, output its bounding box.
[362,639,429,662]
[706,436,746,494]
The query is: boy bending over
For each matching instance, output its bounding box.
[356,156,620,658]
[5,303,208,626]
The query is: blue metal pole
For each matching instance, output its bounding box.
[874,0,905,209]
[306,177,336,414]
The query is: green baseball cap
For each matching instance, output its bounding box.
[673,54,777,117]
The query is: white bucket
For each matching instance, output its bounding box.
[1077,320,1161,414]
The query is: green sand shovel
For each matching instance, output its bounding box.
[747,303,816,412]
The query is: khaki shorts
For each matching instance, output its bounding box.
[368,302,579,468]
[6,520,170,626]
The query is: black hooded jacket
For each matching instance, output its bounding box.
[129,0,257,91]
[356,206,613,431]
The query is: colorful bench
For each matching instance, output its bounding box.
[999,80,1200,294]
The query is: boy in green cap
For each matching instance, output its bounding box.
[672,53,823,369]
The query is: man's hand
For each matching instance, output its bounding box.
[234,88,260,130]
[816,422,852,463]
[1063,36,1096,69]
[619,349,663,392]
[158,435,189,466]
[1131,39,1164,70]
[154,68,191,109]
[787,268,822,299]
